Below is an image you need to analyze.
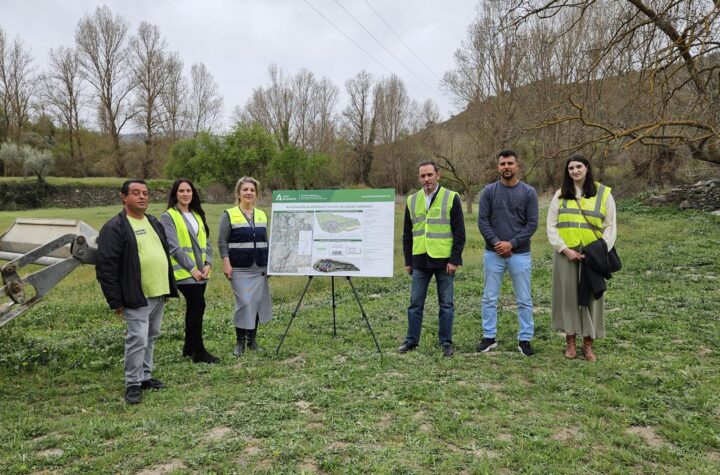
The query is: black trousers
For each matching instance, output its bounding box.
[178,283,208,354]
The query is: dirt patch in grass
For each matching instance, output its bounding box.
[299,457,322,473]
[496,432,512,442]
[205,426,233,441]
[447,441,498,459]
[37,448,63,458]
[411,410,426,421]
[283,354,306,367]
[626,426,665,447]
[136,460,186,475]
[552,427,580,442]
[296,400,315,415]
[419,423,432,433]
[377,413,392,429]
[706,450,720,461]
[328,441,350,450]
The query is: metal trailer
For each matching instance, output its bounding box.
[0,218,99,327]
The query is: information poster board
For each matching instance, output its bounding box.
[268,189,395,277]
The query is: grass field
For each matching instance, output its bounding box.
[0,199,718,474]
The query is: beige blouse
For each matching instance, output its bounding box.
[546,185,617,253]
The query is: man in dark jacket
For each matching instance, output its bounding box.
[96,179,178,404]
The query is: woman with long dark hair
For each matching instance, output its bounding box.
[546,155,617,362]
[161,178,218,363]
[217,176,272,356]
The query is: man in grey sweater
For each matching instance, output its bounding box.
[476,150,539,356]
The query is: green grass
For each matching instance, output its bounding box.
[0,199,718,474]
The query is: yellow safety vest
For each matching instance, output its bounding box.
[407,187,456,258]
[557,183,611,248]
[166,207,207,281]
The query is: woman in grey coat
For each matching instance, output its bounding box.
[161,178,218,363]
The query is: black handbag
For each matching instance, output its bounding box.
[576,199,622,273]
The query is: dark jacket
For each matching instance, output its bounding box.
[96,210,178,310]
[578,238,612,306]
[402,187,465,269]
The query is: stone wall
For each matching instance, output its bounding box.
[645,179,720,212]
[44,185,169,208]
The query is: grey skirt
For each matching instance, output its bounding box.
[231,263,272,329]
[551,251,605,339]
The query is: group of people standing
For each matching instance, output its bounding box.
[96,176,271,404]
[94,149,616,405]
[399,151,616,365]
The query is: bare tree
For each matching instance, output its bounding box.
[342,71,377,185]
[244,65,339,153]
[188,62,223,134]
[129,21,170,178]
[244,64,294,148]
[291,70,339,153]
[0,27,9,143]
[75,5,135,176]
[43,46,85,172]
[0,30,37,144]
[373,75,418,192]
[158,52,188,139]
[507,0,720,165]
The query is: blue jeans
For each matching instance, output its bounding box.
[406,267,455,346]
[482,250,534,341]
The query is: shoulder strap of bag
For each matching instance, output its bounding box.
[575,198,603,240]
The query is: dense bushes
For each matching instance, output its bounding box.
[0,181,56,210]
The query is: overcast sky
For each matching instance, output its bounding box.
[1,0,479,130]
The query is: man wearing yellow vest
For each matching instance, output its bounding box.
[399,161,466,357]
[96,180,178,404]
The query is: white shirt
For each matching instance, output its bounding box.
[424,184,439,210]
[183,211,199,236]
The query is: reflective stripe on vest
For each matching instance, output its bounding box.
[407,187,455,258]
[166,207,207,281]
[557,183,611,248]
[226,206,268,267]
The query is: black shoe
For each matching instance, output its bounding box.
[233,341,246,357]
[398,342,418,353]
[125,385,142,404]
[192,351,219,364]
[140,378,167,390]
[476,338,497,353]
[518,340,534,357]
[442,344,454,358]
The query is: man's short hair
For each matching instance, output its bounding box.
[497,149,518,161]
[121,179,147,195]
[417,160,439,172]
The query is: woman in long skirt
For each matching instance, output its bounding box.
[546,155,617,361]
[217,177,272,356]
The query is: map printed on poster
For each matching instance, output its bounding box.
[268,189,395,277]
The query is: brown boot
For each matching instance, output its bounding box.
[565,334,577,359]
[582,336,596,362]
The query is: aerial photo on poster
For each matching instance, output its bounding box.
[268,189,395,277]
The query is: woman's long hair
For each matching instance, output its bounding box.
[167,178,210,236]
[560,154,597,199]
